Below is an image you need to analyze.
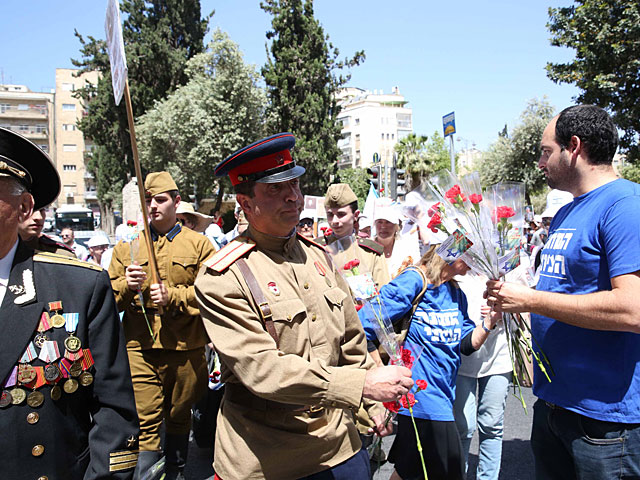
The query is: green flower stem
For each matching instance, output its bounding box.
[407,397,429,480]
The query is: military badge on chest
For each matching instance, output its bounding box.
[8,268,36,305]
[267,281,280,296]
[0,301,96,409]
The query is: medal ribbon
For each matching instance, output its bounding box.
[19,342,38,363]
[25,367,46,389]
[38,312,52,332]
[64,313,79,333]
[38,340,61,363]
[48,301,62,312]
[65,348,83,362]
[81,348,94,370]
[59,358,72,379]
[2,366,17,388]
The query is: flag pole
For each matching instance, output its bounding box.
[122,79,162,311]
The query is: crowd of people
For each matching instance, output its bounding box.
[1,103,639,480]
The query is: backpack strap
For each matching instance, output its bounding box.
[236,258,279,346]
[395,265,428,344]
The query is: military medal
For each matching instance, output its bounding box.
[34,333,48,349]
[17,363,36,385]
[10,387,26,405]
[69,361,83,378]
[44,364,60,383]
[0,390,12,408]
[63,378,79,394]
[27,391,44,408]
[48,301,66,328]
[267,281,280,296]
[50,385,62,401]
[63,313,82,359]
[78,371,94,387]
[39,340,61,364]
[64,335,81,353]
[38,311,52,331]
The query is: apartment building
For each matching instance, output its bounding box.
[336,86,413,169]
[0,84,54,158]
[54,68,99,211]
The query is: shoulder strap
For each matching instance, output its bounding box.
[395,266,428,343]
[204,238,255,273]
[235,258,279,346]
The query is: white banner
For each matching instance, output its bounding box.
[104,0,128,105]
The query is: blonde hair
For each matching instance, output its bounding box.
[418,244,458,288]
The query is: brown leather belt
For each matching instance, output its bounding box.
[225,383,326,418]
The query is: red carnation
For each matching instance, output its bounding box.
[415,379,428,391]
[445,185,461,201]
[324,228,333,236]
[400,393,416,409]
[351,259,360,268]
[401,347,414,369]
[427,202,441,217]
[383,401,400,413]
[343,262,352,270]
[355,304,363,312]
[469,193,483,204]
[495,206,515,219]
[427,213,443,233]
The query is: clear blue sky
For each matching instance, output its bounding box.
[1,0,579,151]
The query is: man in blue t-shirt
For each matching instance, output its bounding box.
[487,105,640,480]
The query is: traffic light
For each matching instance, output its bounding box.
[367,165,381,195]
[390,168,406,200]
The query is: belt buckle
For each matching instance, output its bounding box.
[306,405,325,418]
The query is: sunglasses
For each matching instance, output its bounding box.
[298,220,313,228]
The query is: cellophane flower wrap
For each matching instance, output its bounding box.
[413,170,552,410]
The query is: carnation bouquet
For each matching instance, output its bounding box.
[404,171,552,409]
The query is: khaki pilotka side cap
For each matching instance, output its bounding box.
[144,171,178,197]
[324,183,358,209]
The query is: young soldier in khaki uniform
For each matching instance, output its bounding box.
[0,127,139,479]
[18,206,75,257]
[318,183,390,289]
[195,133,413,480]
[109,172,216,480]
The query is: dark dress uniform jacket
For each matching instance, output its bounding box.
[0,241,139,480]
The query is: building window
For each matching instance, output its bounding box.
[18,125,29,132]
[391,134,395,140]
[63,144,77,152]
[0,104,9,114]
[39,145,48,152]
[355,118,360,126]
[62,83,75,91]
[63,124,76,131]
[62,104,76,111]
[18,104,28,111]
[381,133,385,140]
[34,125,47,133]
[63,165,77,171]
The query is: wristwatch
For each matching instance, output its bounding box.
[482,322,493,334]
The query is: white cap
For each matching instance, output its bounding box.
[299,209,315,221]
[373,199,401,224]
[87,233,110,248]
[541,189,573,218]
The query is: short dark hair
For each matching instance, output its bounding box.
[234,181,256,198]
[168,190,179,200]
[555,105,618,165]
[346,200,359,214]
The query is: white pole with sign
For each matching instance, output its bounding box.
[442,111,456,174]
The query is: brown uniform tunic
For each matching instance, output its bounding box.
[195,226,383,480]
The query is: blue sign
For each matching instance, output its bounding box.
[442,111,456,137]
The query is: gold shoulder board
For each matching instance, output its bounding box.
[33,252,103,271]
[204,238,256,273]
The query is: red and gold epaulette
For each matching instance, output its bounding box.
[357,237,385,255]
[204,238,256,273]
[297,232,328,251]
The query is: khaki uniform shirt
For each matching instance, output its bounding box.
[317,234,390,290]
[195,226,382,480]
[109,223,215,350]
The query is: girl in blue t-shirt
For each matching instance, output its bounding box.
[360,244,500,480]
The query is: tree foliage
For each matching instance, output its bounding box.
[73,0,210,215]
[547,0,640,161]
[395,131,450,190]
[136,30,267,205]
[479,98,555,204]
[261,0,365,195]
[335,167,370,210]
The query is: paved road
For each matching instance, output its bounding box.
[185,386,537,479]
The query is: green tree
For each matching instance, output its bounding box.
[395,131,450,191]
[261,0,365,196]
[479,98,555,204]
[136,30,267,206]
[546,1,640,161]
[620,163,640,184]
[335,167,370,210]
[73,0,210,230]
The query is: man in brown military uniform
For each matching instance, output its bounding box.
[18,206,75,257]
[319,183,390,290]
[109,172,216,480]
[195,133,413,480]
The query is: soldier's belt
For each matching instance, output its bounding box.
[225,383,325,418]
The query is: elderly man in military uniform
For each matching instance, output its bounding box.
[319,183,390,290]
[0,127,139,479]
[19,206,74,257]
[109,172,216,480]
[195,132,413,480]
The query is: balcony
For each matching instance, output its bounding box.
[0,104,48,119]
[84,190,98,201]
